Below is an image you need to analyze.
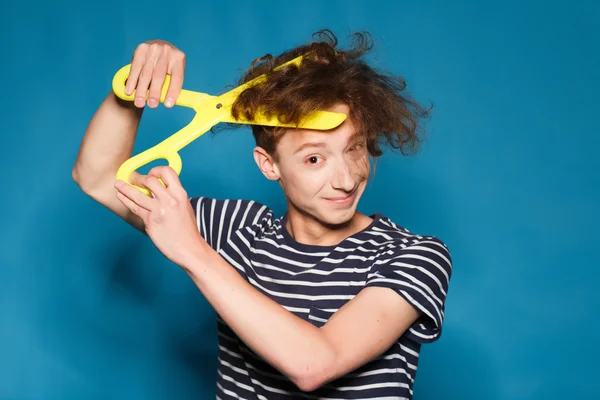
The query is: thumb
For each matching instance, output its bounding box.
[148,166,184,192]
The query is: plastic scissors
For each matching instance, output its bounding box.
[111,54,347,196]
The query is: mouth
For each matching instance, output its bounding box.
[324,192,356,205]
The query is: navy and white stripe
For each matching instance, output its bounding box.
[190,196,453,399]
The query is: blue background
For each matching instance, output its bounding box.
[1,0,598,399]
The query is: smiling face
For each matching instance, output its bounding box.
[253,104,371,228]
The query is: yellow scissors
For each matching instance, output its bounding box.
[112,55,347,196]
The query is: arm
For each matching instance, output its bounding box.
[72,40,186,233]
[72,90,146,232]
[114,167,448,393]
[182,240,419,392]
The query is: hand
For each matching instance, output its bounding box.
[114,166,205,268]
[125,39,186,109]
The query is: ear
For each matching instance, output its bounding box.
[253,146,280,181]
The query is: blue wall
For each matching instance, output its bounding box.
[1,1,598,398]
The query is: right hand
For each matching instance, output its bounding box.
[125,39,186,109]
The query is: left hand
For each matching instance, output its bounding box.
[114,166,205,267]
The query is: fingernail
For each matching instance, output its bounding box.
[125,86,132,95]
[148,99,158,107]
[165,98,174,107]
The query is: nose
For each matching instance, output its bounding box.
[330,158,356,193]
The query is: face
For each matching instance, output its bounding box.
[254,104,371,226]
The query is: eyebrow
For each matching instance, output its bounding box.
[293,135,365,155]
[293,141,329,154]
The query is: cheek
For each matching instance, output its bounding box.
[295,177,326,196]
[352,155,370,179]
[285,171,328,198]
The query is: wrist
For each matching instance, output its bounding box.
[180,237,214,274]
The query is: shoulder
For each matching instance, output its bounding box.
[188,196,276,250]
[365,215,453,343]
[190,196,274,224]
[371,214,453,277]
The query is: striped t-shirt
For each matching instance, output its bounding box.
[190,196,453,400]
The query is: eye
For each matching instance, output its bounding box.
[306,156,322,165]
[350,143,364,151]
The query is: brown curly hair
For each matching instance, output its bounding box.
[227,29,433,161]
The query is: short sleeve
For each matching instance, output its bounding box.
[189,197,273,253]
[366,236,453,343]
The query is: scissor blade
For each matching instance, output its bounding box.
[214,54,347,131]
[220,109,347,131]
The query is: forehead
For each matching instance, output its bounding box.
[277,104,362,150]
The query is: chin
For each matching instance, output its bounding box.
[316,207,357,227]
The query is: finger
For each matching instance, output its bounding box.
[115,177,155,211]
[126,44,148,96]
[148,54,168,108]
[148,166,185,195]
[135,50,157,108]
[164,58,185,108]
[143,174,170,198]
[116,189,150,221]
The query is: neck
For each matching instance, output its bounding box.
[284,207,373,247]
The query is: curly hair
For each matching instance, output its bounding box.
[227,29,433,161]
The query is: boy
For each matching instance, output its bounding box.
[73,30,452,399]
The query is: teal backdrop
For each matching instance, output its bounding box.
[1,1,598,399]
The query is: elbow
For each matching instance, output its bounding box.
[72,167,81,185]
[72,167,90,192]
[293,375,328,393]
[72,168,89,194]
[289,352,337,393]
[71,166,110,195]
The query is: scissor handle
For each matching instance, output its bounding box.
[116,145,183,197]
[112,64,200,108]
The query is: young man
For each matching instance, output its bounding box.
[73,30,452,399]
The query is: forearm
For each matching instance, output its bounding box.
[182,242,336,391]
[72,90,143,192]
